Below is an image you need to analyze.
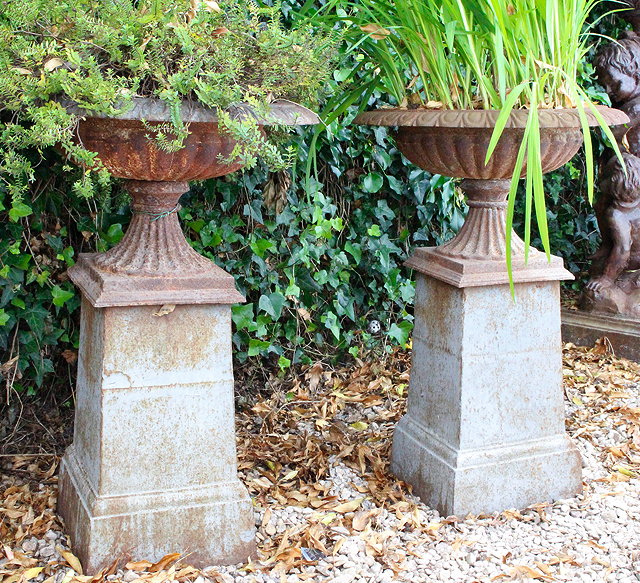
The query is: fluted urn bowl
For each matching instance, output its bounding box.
[67,98,319,306]
[356,107,628,178]
[355,107,629,286]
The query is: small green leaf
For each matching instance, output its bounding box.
[51,285,75,307]
[333,68,352,82]
[232,303,254,330]
[250,238,275,258]
[8,203,32,222]
[278,355,291,371]
[56,246,75,267]
[0,309,10,326]
[103,223,124,244]
[10,298,25,309]
[367,225,381,237]
[350,421,368,431]
[322,311,341,340]
[248,338,270,356]
[388,320,413,346]
[362,173,384,193]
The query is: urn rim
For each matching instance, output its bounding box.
[353,106,629,129]
[63,96,320,126]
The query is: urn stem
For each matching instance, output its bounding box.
[437,179,527,261]
[93,180,212,276]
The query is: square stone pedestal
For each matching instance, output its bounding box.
[58,298,256,573]
[392,274,582,516]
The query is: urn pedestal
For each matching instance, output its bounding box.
[58,98,318,571]
[396,179,580,516]
[355,107,628,516]
[58,299,256,572]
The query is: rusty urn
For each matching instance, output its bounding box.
[355,107,628,516]
[59,98,318,572]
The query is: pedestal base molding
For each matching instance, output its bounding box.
[59,449,255,572]
[392,417,581,516]
[406,246,572,288]
[70,253,243,308]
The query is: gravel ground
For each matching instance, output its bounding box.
[2,345,639,583]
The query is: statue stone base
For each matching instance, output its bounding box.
[580,270,640,318]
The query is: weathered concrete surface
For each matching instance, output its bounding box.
[392,275,582,516]
[59,298,256,573]
[562,308,640,363]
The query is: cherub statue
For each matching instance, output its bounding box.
[579,31,640,317]
[582,153,640,317]
[594,31,640,154]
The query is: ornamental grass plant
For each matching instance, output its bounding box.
[320,0,624,270]
[0,0,336,202]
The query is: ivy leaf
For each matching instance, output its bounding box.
[268,292,286,319]
[23,304,49,338]
[259,292,286,320]
[56,246,75,267]
[9,203,32,222]
[278,355,291,371]
[248,338,270,356]
[333,68,352,82]
[51,285,75,307]
[387,320,413,346]
[322,311,341,340]
[232,303,255,330]
[0,309,10,326]
[362,173,384,193]
[103,223,124,244]
[344,241,362,264]
[250,238,275,258]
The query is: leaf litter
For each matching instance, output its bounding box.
[1,343,639,582]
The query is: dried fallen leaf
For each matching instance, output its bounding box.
[59,549,83,574]
[332,498,365,513]
[22,567,44,581]
[43,58,64,71]
[61,349,78,364]
[204,0,221,11]
[211,27,229,38]
[153,304,176,317]
[360,23,391,39]
[125,560,153,571]
[349,421,368,431]
[351,510,372,532]
[149,553,181,572]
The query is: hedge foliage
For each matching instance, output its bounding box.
[0,0,618,396]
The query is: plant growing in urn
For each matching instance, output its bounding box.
[318,0,629,515]
[1,0,335,304]
[0,0,335,571]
